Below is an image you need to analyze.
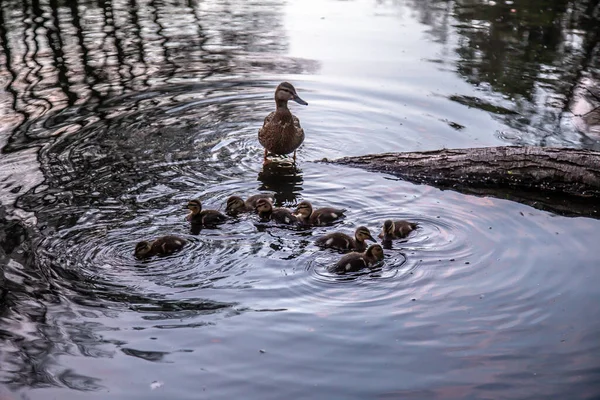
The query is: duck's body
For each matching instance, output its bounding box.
[186,199,227,226]
[315,226,375,252]
[258,82,308,161]
[329,244,385,273]
[294,200,346,226]
[378,219,418,240]
[255,198,298,225]
[135,235,187,259]
[226,193,274,215]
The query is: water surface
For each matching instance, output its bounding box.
[1,0,599,399]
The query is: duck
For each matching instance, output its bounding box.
[294,200,346,226]
[134,235,187,259]
[315,226,376,252]
[258,82,308,162]
[255,198,298,225]
[329,244,385,273]
[186,199,227,226]
[225,193,275,215]
[378,219,418,241]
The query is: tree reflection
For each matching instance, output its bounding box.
[0,0,317,393]
[0,0,318,152]
[405,0,599,146]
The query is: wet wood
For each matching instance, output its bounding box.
[322,146,600,218]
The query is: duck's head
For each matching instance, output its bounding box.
[186,199,202,220]
[294,200,313,219]
[355,226,376,243]
[382,219,395,237]
[226,196,245,214]
[365,244,384,262]
[134,241,153,259]
[255,198,273,214]
[275,82,308,107]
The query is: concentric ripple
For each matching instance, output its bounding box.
[25,80,589,323]
[5,77,599,400]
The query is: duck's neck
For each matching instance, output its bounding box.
[276,99,291,112]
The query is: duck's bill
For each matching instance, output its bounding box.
[293,95,308,106]
[367,235,377,242]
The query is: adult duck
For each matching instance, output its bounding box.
[258,82,308,162]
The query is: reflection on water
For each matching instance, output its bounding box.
[0,0,599,399]
[410,0,600,147]
[257,160,304,204]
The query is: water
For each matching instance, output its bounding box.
[1,0,600,398]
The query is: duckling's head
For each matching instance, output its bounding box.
[382,219,395,236]
[355,226,376,243]
[275,82,308,106]
[366,244,384,262]
[294,200,313,219]
[255,198,273,214]
[134,241,153,259]
[226,196,245,214]
[186,199,202,220]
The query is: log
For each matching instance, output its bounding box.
[321,146,600,218]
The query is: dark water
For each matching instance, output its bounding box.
[1,0,600,398]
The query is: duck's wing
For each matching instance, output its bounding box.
[258,111,277,147]
[292,114,302,129]
[261,111,276,127]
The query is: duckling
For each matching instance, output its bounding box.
[258,82,308,162]
[294,200,346,226]
[329,244,385,273]
[255,198,298,225]
[225,193,275,215]
[315,226,376,252]
[134,235,187,259]
[186,199,227,226]
[378,219,418,241]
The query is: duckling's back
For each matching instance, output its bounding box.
[310,207,346,226]
[316,232,354,251]
[330,252,367,273]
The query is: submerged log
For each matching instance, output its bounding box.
[322,146,600,218]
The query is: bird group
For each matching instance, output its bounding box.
[134,82,419,273]
[135,194,418,273]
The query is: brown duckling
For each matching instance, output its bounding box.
[255,198,298,225]
[134,235,187,259]
[186,199,227,226]
[225,193,275,215]
[378,219,418,240]
[315,226,376,252]
[294,200,346,226]
[329,244,385,273]
[258,82,308,162]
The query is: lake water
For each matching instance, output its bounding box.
[1,0,600,398]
